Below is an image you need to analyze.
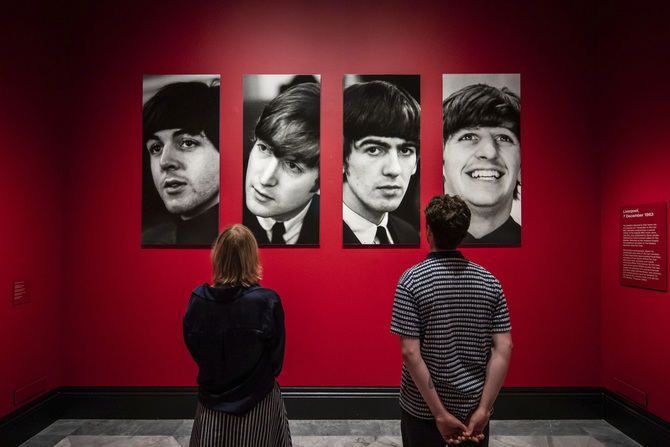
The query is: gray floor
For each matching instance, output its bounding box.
[20,419,642,446]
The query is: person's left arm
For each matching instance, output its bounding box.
[392,280,469,443]
[182,295,201,364]
[400,336,469,443]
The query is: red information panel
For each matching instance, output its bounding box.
[620,202,667,291]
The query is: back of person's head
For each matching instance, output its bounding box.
[254,82,320,169]
[211,224,262,288]
[424,195,471,250]
[343,80,420,161]
[143,81,220,150]
[442,83,520,142]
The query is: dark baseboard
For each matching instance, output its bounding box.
[603,390,670,446]
[57,386,198,419]
[0,390,65,447]
[495,387,603,419]
[1,386,669,446]
[283,387,400,419]
[283,387,604,420]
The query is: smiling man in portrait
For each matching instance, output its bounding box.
[342,79,420,245]
[442,82,521,245]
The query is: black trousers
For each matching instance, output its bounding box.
[401,409,489,447]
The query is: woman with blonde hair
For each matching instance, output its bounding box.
[183,224,291,446]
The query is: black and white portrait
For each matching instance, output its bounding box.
[442,74,521,246]
[141,75,220,247]
[342,75,421,246]
[243,75,321,246]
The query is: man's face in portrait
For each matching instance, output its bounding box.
[442,126,520,210]
[146,128,220,219]
[245,139,319,222]
[343,135,417,222]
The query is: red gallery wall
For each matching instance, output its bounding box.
[0,0,611,420]
[8,0,670,427]
[599,3,670,422]
[0,5,65,418]
[57,0,602,390]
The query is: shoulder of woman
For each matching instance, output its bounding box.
[247,285,280,301]
[191,282,210,296]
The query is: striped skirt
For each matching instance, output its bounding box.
[189,381,292,447]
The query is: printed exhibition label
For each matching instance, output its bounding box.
[620,202,667,291]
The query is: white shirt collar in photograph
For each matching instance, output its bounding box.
[342,202,393,244]
[256,198,313,245]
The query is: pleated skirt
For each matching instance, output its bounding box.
[189,381,292,447]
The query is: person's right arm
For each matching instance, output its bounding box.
[269,295,286,377]
[467,331,513,437]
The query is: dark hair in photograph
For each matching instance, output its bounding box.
[254,82,320,169]
[442,83,520,142]
[143,81,220,150]
[343,80,420,162]
[424,194,471,250]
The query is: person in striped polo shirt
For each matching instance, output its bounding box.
[391,194,513,446]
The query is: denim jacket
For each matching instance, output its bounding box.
[183,283,285,414]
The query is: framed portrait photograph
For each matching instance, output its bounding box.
[141,74,220,247]
[442,74,521,246]
[242,75,321,246]
[342,74,421,247]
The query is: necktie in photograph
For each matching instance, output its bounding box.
[271,222,286,244]
[376,226,390,244]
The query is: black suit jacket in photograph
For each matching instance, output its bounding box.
[243,194,319,246]
[343,212,419,245]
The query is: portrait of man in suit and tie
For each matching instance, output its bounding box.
[342,75,421,246]
[243,75,320,246]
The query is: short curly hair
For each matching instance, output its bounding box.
[424,195,471,250]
